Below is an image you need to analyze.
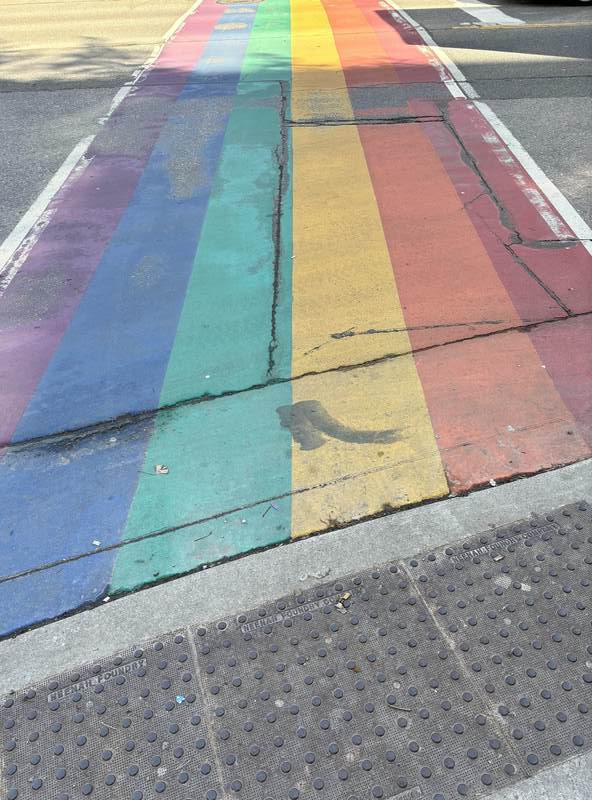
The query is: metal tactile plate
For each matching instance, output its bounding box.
[2,501,591,799]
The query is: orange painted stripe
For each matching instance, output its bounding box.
[357,122,589,486]
[358,122,527,349]
[414,330,591,492]
[352,0,442,84]
[320,0,400,86]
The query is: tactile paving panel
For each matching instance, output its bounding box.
[2,501,591,800]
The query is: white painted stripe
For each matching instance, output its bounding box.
[380,0,478,99]
[453,0,525,26]
[0,0,205,295]
[0,137,94,296]
[382,0,592,254]
[474,101,592,255]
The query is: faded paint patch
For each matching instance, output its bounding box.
[91,93,175,160]
[165,94,235,200]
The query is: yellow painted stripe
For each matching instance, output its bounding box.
[289,359,450,538]
[290,0,447,538]
[290,0,352,121]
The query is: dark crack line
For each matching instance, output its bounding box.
[441,110,522,241]
[267,80,289,378]
[331,319,507,339]
[440,109,578,315]
[4,310,591,453]
[2,452,589,643]
[288,115,443,127]
[4,420,574,587]
[0,458,417,587]
[503,240,572,315]
[303,319,508,355]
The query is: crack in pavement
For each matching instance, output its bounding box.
[304,319,508,355]
[1,431,586,632]
[0,455,422,586]
[3,310,589,453]
[288,115,444,127]
[267,80,289,379]
[440,108,581,316]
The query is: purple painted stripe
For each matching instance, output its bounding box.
[0,0,224,446]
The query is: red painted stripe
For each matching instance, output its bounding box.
[512,243,592,315]
[358,122,528,349]
[320,0,400,86]
[529,316,592,447]
[414,329,591,492]
[358,123,590,488]
[353,0,441,84]
[321,0,441,89]
[415,109,568,325]
[447,100,592,313]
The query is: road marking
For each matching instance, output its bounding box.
[290,0,447,538]
[0,0,205,297]
[452,0,525,26]
[0,136,93,296]
[383,0,592,257]
[474,102,592,255]
[379,1,477,98]
[452,20,592,31]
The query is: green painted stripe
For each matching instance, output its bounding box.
[109,383,294,593]
[110,0,293,593]
[159,79,283,402]
[240,0,292,84]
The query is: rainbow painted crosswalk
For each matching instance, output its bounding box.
[0,0,590,635]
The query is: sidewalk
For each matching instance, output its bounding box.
[1,463,591,798]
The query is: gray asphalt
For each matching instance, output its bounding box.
[0,89,114,245]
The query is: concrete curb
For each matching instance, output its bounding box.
[1,459,589,695]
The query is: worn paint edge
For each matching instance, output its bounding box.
[0,0,206,295]
[382,0,592,256]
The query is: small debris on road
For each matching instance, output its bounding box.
[335,590,352,613]
[299,567,331,581]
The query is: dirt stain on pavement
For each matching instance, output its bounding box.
[277,399,402,451]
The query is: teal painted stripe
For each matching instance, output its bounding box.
[110,0,294,593]
[159,79,283,404]
[109,384,293,592]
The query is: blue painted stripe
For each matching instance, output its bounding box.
[0,10,258,633]
[14,8,258,442]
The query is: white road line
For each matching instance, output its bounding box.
[453,0,525,27]
[382,0,592,256]
[380,2,478,98]
[0,137,94,296]
[0,0,205,294]
[475,101,592,252]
